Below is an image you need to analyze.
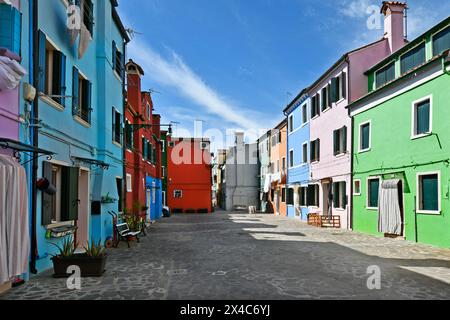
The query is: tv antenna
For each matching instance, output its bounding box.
[125,28,142,40]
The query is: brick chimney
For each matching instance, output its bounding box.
[381,1,407,53]
[126,59,144,113]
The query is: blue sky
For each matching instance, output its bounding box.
[118,0,450,149]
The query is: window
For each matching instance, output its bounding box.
[174,190,183,199]
[81,0,94,36]
[116,178,123,212]
[72,68,92,123]
[307,185,320,207]
[302,143,308,164]
[302,103,308,124]
[299,187,308,207]
[112,40,124,78]
[412,97,432,138]
[353,179,361,196]
[333,126,347,156]
[41,162,79,226]
[289,150,294,168]
[142,137,148,160]
[367,177,380,209]
[0,3,21,55]
[282,157,286,172]
[417,173,440,214]
[375,62,395,88]
[162,166,166,178]
[289,115,294,133]
[311,94,320,118]
[112,108,121,145]
[161,140,165,153]
[287,188,294,206]
[147,104,151,120]
[331,72,347,103]
[38,32,66,106]
[321,86,330,111]
[433,26,450,56]
[359,121,371,152]
[333,182,347,209]
[281,188,286,203]
[125,120,134,150]
[401,43,426,75]
[310,139,320,163]
[126,174,132,192]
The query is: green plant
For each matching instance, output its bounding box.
[84,240,106,257]
[50,237,78,258]
[132,200,145,213]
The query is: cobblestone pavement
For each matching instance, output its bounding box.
[2,212,450,300]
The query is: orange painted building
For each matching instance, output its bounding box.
[167,138,212,213]
[269,119,288,216]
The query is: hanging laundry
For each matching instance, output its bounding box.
[0,56,27,90]
[0,155,30,285]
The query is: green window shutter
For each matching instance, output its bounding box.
[41,162,54,226]
[321,88,327,110]
[61,167,79,222]
[333,183,339,208]
[342,126,347,153]
[331,77,338,102]
[72,66,79,115]
[361,123,370,150]
[416,100,430,135]
[333,130,339,156]
[37,30,47,93]
[341,72,347,99]
[433,26,450,56]
[341,182,347,207]
[401,43,426,74]
[421,175,438,211]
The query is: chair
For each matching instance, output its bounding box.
[114,223,141,248]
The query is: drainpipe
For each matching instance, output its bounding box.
[346,56,353,231]
[30,0,39,274]
[122,40,128,212]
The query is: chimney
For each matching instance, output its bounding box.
[381,2,407,53]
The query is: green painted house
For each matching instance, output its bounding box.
[348,16,450,248]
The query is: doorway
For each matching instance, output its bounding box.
[323,182,331,218]
[77,169,90,249]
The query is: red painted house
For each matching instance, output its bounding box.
[124,60,162,219]
[167,138,213,213]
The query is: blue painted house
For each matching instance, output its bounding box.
[31,0,129,273]
[284,89,311,220]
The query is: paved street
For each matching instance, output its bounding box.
[2,211,450,300]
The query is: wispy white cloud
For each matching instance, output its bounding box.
[339,0,374,18]
[127,39,262,131]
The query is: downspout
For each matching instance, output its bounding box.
[346,56,353,231]
[30,0,38,274]
[122,39,128,212]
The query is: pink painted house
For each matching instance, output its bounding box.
[0,0,22,146]
[307,1,407,229]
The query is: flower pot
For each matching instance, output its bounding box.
[51,254,108,278]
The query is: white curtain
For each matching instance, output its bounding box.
[378,179,402,235]
[0,155,30,285]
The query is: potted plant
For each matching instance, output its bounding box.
[51,238,108,278]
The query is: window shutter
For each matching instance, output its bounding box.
[86,80,92,123]
[112,40,116,70]
[37,30,47,93]
[72,66,79,115]
[317,139,320,161]
[342,182,348,207]
[330,77,338,103]
[112,109,116,142]
[341,72,347,99]
[342,126,347,153]
[61,167,79,222]
[41,162,53,226]
[59,53,67,107]
[333,130,339,156]
[333,183,339,208]
[416,101,430,134]
[0,4,21,55]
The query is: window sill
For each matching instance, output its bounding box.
[367,207,378,211]
[322,107,332,113]
[39,95,65,112]
[335,207,346,211]
[358,148,371,154]
[417,210,441,215]
[112,141,122,148]
[335,152,347,158]
[411,133,432,140]
[353,193,361,196]
[113,71,123,82]
[45,221,74,229]
[301,122,309,128]
[311,115,320,121]
[74,116,91,128]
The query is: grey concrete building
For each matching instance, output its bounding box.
[223,132,259,211]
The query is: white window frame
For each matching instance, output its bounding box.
[126,174,132,192]
[411,95,433,140]
[416,171,441,215]
[359,120,372,153]
[353,179,361,196]
[289,149,294,168]
[301,103,308,126]
[174,190,183,199]
[366,176,381,210]
[302,142,308,164]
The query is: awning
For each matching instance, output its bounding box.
[71,156,110,170]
